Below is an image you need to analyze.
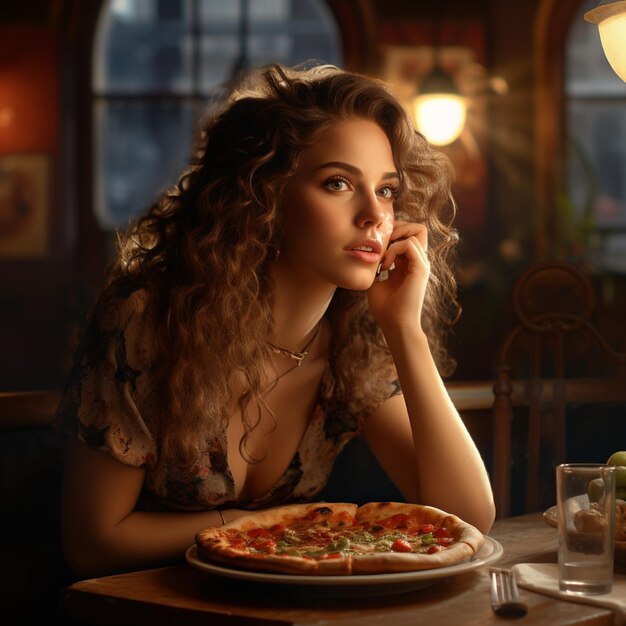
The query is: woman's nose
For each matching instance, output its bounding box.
[355,191,387,229]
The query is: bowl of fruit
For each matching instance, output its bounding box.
[542,451,626,566]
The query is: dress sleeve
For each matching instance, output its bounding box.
[55,288,159,469]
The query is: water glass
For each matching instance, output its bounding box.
[556,463,616,595]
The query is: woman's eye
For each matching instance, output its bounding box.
[378,186,398,199]
[324,176,350,192]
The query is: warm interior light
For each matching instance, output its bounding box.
[584,1,626,83]
[413,93,466,146]
[412,62,467,146]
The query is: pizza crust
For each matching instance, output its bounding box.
[195,501,484,576]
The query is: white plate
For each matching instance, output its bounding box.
[185,536,503,593]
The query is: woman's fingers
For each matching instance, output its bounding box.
[380,237,413,268]
[380,233,428,272]
[389,221,428,252]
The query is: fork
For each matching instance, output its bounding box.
[490,567,528,618]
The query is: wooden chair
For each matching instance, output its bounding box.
[492,261,626,518]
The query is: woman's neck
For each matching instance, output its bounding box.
[267,260,335,354]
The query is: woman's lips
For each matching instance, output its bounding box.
[344,240,383,264]
[345,249,380,263]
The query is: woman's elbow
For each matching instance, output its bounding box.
[473,499,496,535]
[61,529,101,579]
[61,520,119,579]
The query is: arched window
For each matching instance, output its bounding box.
[92,0,343,230]
[564,0,626,272]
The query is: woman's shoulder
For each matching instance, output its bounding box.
[80,282,161,370]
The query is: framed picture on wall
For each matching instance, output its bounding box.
[0,153,50,259]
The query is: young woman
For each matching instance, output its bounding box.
[56,64,495,578]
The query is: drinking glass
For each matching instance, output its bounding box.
[556,463,616,595]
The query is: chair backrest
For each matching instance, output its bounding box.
[492,261,626,518]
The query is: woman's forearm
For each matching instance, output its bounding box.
[384,324,495,532]
[61,436,255,578]
[62,507,248,579]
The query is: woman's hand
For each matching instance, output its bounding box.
[367,220,430,332]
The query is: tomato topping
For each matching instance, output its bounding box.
[249,538,275,553]
[433,527,452,539]
[269,524,284,534]
[383,513,411,529]
[436,537,454,546]
[321,552,343,559]
[418,524,435,534]
[391,538,413,553]
[247,528,273,539]
[427,545,441,554]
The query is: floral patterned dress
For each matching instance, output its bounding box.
[55,286,401,512]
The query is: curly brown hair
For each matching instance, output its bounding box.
[104,64,459,466]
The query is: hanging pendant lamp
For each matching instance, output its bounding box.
[413,59,467,146]
[584,1,626,83]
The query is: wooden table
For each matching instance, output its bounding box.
[60,513,616,626]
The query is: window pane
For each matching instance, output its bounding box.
[565,0,626,273]
[94,0,194,93]
[198,0,342,92]
[94,99,196,229]
[567,102,626,223]
[200,35,240,87]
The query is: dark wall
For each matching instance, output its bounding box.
[0,20,76,390]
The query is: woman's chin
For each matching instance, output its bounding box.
[335,272,378,292]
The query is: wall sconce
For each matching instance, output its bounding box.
[584,1,626,83]
[413,56,466,146]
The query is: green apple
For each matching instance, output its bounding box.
[589,474,626,501]
[607,451,626,467]
[588,477,605,502]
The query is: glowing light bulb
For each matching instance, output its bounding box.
[413,93,467,146]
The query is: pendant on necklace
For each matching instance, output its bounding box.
[266,322,321,368]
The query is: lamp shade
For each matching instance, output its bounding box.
[413,67,467,146]
[584,1,626,83]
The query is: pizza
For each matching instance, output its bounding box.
[194,501,484,576]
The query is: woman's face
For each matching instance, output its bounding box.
[279,118,398,291]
